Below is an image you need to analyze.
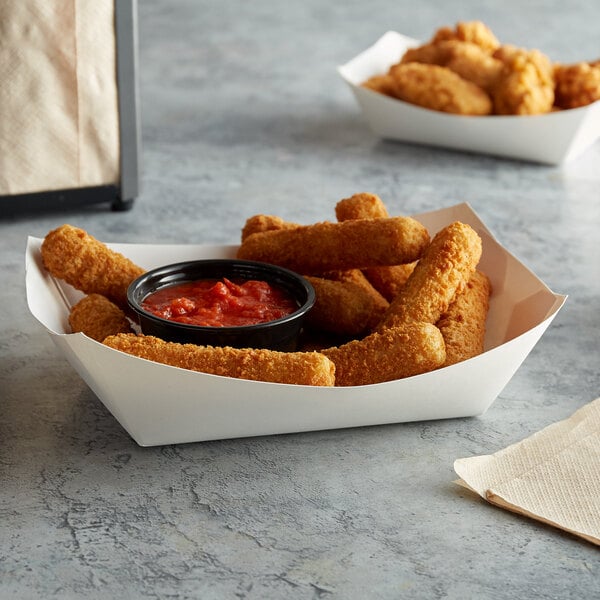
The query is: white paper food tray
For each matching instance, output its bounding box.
[26,204,566,446]
[338,31,600,165]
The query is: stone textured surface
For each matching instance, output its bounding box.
[1,1,600,598]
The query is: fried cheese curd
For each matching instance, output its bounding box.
[361,20,599,114]
[389,63,493,115]
[401,40,504,92]
[554,61,600,109]
[431,20,500,53]
[41,224,145,311]
[491,45,555,115]
[361,73,398,98]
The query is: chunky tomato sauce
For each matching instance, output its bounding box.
[141,278,298,327]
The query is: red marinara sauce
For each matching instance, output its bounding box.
[141,278,299,327]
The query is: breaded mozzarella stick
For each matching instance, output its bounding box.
[305,275,386,337]
[437,270,491,366]
[322,323,446,386]
[236,217,429,274]
[41,224,145,310]
[69,294,133,342]
[241,214,300,242]
[362,263,417,302]
[103,334,336,386]
[335,193,418,301]
[325,269,389,325]
[334,192,389,221]
[376,221,482,331]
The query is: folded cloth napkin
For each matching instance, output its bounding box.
[454,397,600,546]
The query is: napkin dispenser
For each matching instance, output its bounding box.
[0,1,140,213]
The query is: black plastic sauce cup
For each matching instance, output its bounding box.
[127,259,315,351]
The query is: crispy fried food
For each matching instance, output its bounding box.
[236,217,430,274]
[334,192,417,301]
[437,270,491,366]
[68,293,133,342]
[401,42,448,66]
[241,206,390,335]
[491,45,555,114]
[322,322,446,386]
[335,192,389,221]
[305,275,379,336]
[361,74,398,97]
[325,268,389,320]
[376,221,482,331]
[444,43,503,91]
[362,263,417,302]
[444,44,503,92]
[103,333,336,386]
[401,41,504,92]
[554,61,600,109]
[432,21,500,53]
[41,224,145,311]
[241,214,300,242]
[305,273,388,336]
[363,21,600,116]
[389,63,493,115]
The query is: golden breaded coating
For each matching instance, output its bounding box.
[362,263,417,302]
[376,221,482,331]
[401,42,450,66]
[333,192,416,301]
[41,224,145,311]
[361,74,398,97]
[241,207,389,334]
[335,192,389,221]
[436,41,503,91]
[554,62,600,109]
[322,323,446,386]
[363,21,600,117]
[432,21,500,53]
[236,217,430,274]
[68,293,133,342]
[325,268,389,323]
[437,270,491,366]
[491,45,555,114]
[241,214,300,242]
[402,41,503,91]
[389,63,493,115]
[305,274,387,337]
[297,331,347,353]
[103,334,336,386]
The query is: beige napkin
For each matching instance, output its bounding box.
[454,397,600,546]
[0,1,120,195]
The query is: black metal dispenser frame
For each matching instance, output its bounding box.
[0,0,141,214]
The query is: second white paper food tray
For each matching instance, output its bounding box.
[338,31,600,165]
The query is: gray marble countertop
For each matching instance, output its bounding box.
[2,1,599,598]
